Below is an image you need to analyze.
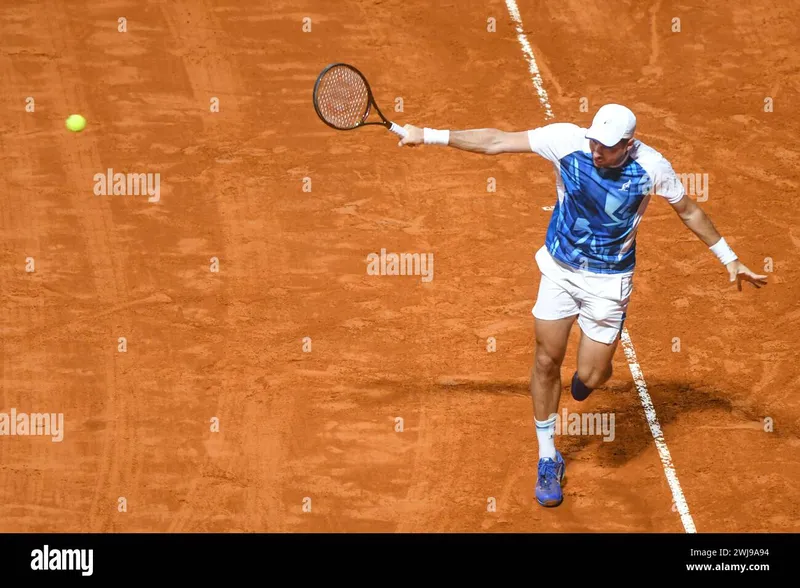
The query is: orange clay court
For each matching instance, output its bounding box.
[1,0,798,533]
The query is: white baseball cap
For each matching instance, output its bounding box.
[585,104,636,147]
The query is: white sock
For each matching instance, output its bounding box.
[535,413,557,460]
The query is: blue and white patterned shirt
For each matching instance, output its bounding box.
[528,123,685,275]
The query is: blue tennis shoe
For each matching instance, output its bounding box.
[535,450,566,507]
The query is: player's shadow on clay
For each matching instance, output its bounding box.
[433,377,740,468]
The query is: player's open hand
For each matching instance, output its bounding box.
[726,260,768,291]
[398,124,424,147]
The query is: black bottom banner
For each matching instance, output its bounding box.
[0,532,794,580]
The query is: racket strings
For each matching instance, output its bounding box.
[315,66,370,129]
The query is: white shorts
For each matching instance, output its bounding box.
[532,246,633,344]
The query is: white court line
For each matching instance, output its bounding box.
[503,0,697,534]
[621,330,697,533]
[504,0,554,120]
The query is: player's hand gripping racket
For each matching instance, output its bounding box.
[313,63,407,139]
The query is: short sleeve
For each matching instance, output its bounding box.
[648,159,686,204]
[527,123,587,164]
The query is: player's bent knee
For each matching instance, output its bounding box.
[577,363,612,389]
[575,364,593,386]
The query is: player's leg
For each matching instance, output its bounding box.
[531,314,575,426]
[571,275,632,401]
[530,273,578,506]
[572,325,621,400]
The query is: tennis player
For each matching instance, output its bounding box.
[398,104,767,507]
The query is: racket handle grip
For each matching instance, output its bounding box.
[388,122,407,138]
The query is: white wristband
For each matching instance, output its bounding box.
[423,128,450,145]
[709,237,737,265]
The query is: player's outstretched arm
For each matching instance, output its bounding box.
[669,194,767,290]
[397,124,530,154]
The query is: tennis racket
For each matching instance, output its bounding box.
[313,63,408,138]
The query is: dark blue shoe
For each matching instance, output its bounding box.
[535,450,565,507]
[571,371,594,401]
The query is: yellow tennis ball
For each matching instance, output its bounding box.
[65,114,86,132]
